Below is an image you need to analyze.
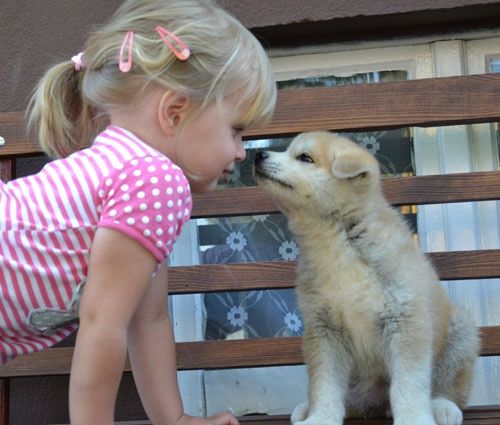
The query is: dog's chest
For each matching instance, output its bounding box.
[297,252,386,330]
[296,224,402,343]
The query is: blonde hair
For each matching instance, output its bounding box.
[28,0,277,158]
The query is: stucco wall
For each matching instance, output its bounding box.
[3,0,500,113]
[1,0,500,423]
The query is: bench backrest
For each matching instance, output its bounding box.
[0,73,500,415]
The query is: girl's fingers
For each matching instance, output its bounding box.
[208,412,240,425]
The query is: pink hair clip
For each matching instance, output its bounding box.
[119,31,134,73]
[155,25,190,61]
[71,52,85,71]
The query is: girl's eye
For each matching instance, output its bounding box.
[297,153,314,163]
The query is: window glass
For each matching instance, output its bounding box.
[490,57,500,73]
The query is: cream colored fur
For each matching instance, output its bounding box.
[254,132,478,425]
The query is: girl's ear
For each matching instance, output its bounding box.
[157,90,190,136]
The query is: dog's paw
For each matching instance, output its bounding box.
[291,408,343,425]
[292,415,342,425]
[432,398,463,425]
[290,402,309,424]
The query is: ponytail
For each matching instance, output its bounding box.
[27,61,98,158]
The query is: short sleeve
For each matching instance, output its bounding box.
[96,156,192,262]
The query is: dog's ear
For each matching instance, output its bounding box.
[332,149,378,179]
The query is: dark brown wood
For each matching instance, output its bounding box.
[3,74,500,156]
[1,327,499,378]
[191,172,500,218]
[382,171,500,206]
[192,186,277,218]
[0,379,9,425]
[169,261,296,293]
[244,73,500,138]
[0,112,39,157]
[168,250,500,294]
[479,326,500,357]
[71,405,500,424]
[238,406,500,425]
[175,337,304,370]
[430,250,500,281]
[0,159,15,183]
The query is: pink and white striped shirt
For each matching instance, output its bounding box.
[0,126,192,364]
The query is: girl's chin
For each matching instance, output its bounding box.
[189,179,219,193]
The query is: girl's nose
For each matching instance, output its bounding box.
[236,141,246,162]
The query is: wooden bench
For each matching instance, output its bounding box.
[1,73,500,424]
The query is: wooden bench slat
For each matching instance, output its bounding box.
[429,250,500,281]
[0,112,37,157]
[168,250,500,294]
[237,408,500,425]
[169,261,295,293]
[244,73,500,138]
[382,171,500,206]
[191,171,500,218]
[1,326,499,377]
[2,74,500,158]
[51,406,500,425]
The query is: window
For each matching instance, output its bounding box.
[171,37,500,416]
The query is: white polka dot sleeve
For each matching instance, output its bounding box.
[97,156,192,262]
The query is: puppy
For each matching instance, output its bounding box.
[254,132,478,425]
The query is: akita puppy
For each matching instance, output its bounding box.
[254,132,478,425]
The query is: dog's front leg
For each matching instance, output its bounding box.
[385,327,437,425]
[293,325,352,425]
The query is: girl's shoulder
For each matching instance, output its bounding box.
[95,148,192,262]
[92,125,164,162]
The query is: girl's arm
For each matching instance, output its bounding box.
[127,263,183,424]
[69,227,157,425]
[127,264,240,425]
[70,227,239,425]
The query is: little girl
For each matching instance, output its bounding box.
[0,0,276,424]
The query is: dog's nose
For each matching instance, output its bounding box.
[254,151,269,165]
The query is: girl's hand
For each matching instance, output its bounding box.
[177,412,240,425]
[206,412,240,425]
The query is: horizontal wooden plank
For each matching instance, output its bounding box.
[50,406,500,425]
[480,326,500,357]
[0,112,38,157]
[168,250,500,294]
[191,171,500,218]
[169,261,295,293]
[244,73,500,138]
[1,327,499,377]
[2,74,500,157]
[430,250,500,281]
[236,408,500,425]
[382,171,500,206]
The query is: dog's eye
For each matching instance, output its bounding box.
[297,153,314,163]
